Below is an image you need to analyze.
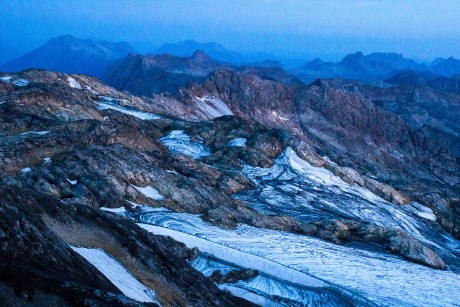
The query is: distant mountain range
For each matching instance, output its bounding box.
[430,57,460,77]
[0,41,20,66]
[1,35,135,77]
[2,34,460,85]
[295,52,427,82]
[387,70,460,95]
[294,52,460,82]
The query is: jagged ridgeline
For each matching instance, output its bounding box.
[0,65,459,306]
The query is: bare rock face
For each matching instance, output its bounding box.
[305,219,446,269]
[0,186,254,306]
[194,70,459,239]
[210,269,259,285]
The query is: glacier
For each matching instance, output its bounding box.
[126,147,460,306]
[134,212,460,306]
[191,254,355,306]
[237,147,460,260]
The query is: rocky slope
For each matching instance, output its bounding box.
[188,71,459,238]
[0,69,459,306]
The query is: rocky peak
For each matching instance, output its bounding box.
[191,49,213,63]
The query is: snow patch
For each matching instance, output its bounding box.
[128,201,171,213]
[272,111,289,121]
[160,130,211,159]
[101,206,127,214]
[85,85,99,95]
[67,77,82,89]
[21,131,50,136]
[43,157,52,163]
[21,167,31,173]
[70,246,159,304]
[227,138,247,147]
[12,79,29,86]
[0,76,12,82]
[411,203,437,221]
[195,95,233,119]
[67,179,77,185]
[96,97,160,120]
[132,185,164,201]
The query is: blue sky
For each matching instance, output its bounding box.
[1,0,460,61]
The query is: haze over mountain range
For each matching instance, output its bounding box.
[3,34,460,82]
[1,30,459,306]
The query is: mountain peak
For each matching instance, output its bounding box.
[191,49,212,62]
[53,34,76,40]
[155,40,244,63]
[1,35,135,77]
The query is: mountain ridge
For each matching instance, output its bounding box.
[1,34,135,77]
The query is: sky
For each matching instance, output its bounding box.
[1,0,460,62]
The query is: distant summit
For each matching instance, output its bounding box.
[103,51,298,96]
[1,35,135,77]
[155,40,245,64]
[103,51,225,96]
[387,70,460,94]
[296,52,427,82]
[0,41,20,66]
[430,57,460,77]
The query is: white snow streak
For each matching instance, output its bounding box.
[132,185,164,201]
[100,206,127,213]
[67,179,77,185]
[70,246,159,304]
[95,96,160,120]
[195,96,233,119]
[21,131,50,136]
